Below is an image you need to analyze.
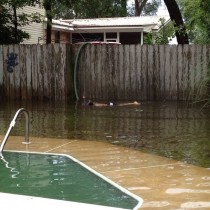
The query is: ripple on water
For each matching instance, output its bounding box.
[142,201,170,208]
[202,176,210,180]
[196,182,210,187]
[128,186,151,191]
[166,188,210,194]
[181,202,210,209]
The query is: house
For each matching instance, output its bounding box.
[1,2,170,45]
[61,16,170,45]
[2,3,170,45]
[19,8,169,45]
[17,5,46,44]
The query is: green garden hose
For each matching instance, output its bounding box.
[73,42,90,101]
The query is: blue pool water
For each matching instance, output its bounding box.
[0,151,139,209]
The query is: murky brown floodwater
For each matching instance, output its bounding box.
[0,101,210,168]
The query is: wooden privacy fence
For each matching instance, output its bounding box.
[0,44,72,101]
[0,44,210,101]
[77,44,210,101]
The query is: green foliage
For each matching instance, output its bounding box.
[194,73,210,110]
[127,0,161,16]
[144,18,175,44]
[177,0,210,44]
[0,27,30,44]
[143,33,153,44]
[51,0,75,19]
[142,0,161,16]
[52,0,127,19]
[0,0,43,44]
[77,0,127,18]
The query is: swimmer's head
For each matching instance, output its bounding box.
[107,102,114,106]
[87,100,94,106]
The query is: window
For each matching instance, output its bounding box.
[104,32,119,42]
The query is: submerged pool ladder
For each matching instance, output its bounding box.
[0,108,30,153]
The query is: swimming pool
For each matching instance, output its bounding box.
[0,151,143,209]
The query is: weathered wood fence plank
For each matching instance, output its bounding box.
[141,45,148,101]
[164,45,171,100]
[31,44,38,100]
[135,44,141,101]
[20,45,27,100]
[118,45,125,100]
[26,45,32,100]
[100,45,106,100]
[177,45,183,100]
[201,45,208,97]
[159,45,165,100]
[148,45,154,100]
[153,45,160,100]
[170,45,178,100]
[113,45,119,100]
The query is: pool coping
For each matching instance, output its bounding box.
[2,149,143,210]
[0,192,134,210]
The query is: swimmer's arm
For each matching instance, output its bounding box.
[118,101,141,106]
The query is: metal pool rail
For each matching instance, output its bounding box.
[0,108,30,153]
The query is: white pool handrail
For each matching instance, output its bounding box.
[0,108,30,153]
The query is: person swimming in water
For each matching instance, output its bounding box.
[86,100,140,107]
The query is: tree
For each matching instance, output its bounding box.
[51,0,75,19]
[43,0,52,44]
[142,0,161,16]
[42,0,77,43]
[0,0,42,44]
[177,0,210,44]
[163,0,189,44]
[144,18,175,44]
[0,7,29,44]
[127,0,161,16]
[68,0,127,18]
[134,0,147,16]
[1,0,75,44]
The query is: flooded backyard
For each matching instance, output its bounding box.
[0,101,210,168]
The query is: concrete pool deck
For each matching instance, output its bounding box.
[1,135,210,210]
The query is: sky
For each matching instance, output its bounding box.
[157,0,169,16]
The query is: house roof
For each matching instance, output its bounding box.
[52,19,74,31]
[63,16,168,27]
[52,15,170,33]
[60,16,170,33]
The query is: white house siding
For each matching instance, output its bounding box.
[17,5,45,44]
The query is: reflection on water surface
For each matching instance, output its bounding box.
[0,101,210,168]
